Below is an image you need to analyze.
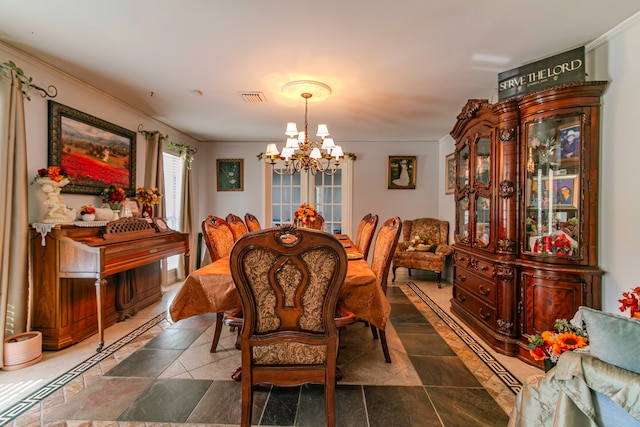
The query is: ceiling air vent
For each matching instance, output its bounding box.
[239,91,267,103]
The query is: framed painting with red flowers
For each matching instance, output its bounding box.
[48,100,136,195]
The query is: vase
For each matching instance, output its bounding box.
[36,177,74,223]
[81,214,96,222]
[142,205,153,218]
[112,210,120,220]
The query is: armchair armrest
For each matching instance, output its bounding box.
[435,244,453,256]
[395,241,410,252]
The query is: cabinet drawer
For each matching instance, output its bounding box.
[454,267,496,305]
[453,288,496,329]
[453,252,495,280]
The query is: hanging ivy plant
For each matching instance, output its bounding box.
[0,60,35,99]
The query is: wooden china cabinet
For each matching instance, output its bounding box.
[450,81,607,365]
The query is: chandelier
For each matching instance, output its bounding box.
[264,81,344,176]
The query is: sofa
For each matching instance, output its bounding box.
[391,218,452,287]
[509,307,640,427]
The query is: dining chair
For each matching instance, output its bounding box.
[368,216,402,363]
[244,212,261,232]
[228,225,347,427]
[296,214,324,230]
[225,213,248,241]
[201,215,238,352]
[355,213,379,260]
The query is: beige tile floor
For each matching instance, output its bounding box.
[0,269,542,418]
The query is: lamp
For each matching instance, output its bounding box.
[264,81,344,176]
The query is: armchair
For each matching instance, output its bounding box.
[391,218,452,287]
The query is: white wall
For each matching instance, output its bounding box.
[589,15,640,313]
[203,140,442,240]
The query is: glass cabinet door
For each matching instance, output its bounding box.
[523,117,581,259]
[475,137,491,186]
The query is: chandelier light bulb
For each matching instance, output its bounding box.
[285,122,298,137]
[316,124,329,138]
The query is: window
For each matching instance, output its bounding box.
[163,151,184,270]
[266,161,353,235]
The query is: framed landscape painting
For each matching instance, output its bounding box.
[48,100,136,195]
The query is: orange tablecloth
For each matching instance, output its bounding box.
[169,235,391,330]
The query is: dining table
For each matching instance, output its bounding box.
[169,234,390,331]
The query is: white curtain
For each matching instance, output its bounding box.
[0,69,30,366]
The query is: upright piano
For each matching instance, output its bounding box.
[31,218,189,351]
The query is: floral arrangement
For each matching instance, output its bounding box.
[528,318,589,364]
[618,287,640,318]
[79,204,96,216]
[100,184,127,208]
[136,187,162,207]
[529,134,560,165]
[294,203,318,225]
[406,235,435,251]
[32,166,74,184]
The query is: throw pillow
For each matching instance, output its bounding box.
[578,306,640,374]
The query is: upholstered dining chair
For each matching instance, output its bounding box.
[368,216,402,363]
[225,213,247,241]
[296,214,325,231]
[244,212,261,232]
[201,215,239,352]
[228,225,347,427]
[354,213,379,260]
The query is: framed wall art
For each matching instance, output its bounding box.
[445,153,455,194]
[216,159,244,191]
[48,101,136,195]
[388,156,416,189]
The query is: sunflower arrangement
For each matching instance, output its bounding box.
[528,318,588,364]
[294,203,318,225]
[136,187,162,207]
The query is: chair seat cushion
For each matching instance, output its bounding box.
[393,250,445,271]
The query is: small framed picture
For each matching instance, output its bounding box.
[445,153,455,194]
[216,159,244,191]
[151,217,171,232]
[388,156,416,189]
[123,199,141,217]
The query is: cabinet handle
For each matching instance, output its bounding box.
[478,285,490,296]
[478,308,491,320]
[480,265,489,272]
[458,274,466,282]
[456,293,466,303]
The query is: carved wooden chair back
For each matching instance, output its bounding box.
[225,213,248,241]
[244,212,261,232]
[295,214,324,230]
[201,215,234,262]
[355,213,379,260]
[229,225,347,427]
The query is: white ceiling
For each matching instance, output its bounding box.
[1,1,639,144]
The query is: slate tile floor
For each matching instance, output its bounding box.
[4,271,541,426]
